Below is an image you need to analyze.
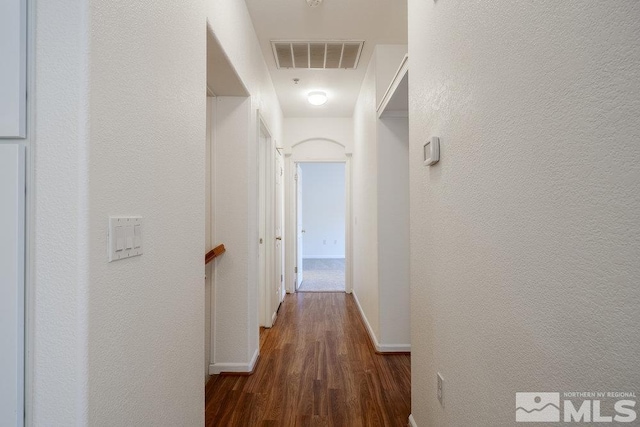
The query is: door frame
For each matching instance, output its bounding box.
[205,94,215,382]
[0,145,26,427]
[274,148,285,305]
[257,112,277,328]
[286,157,352,294]
[295,163,303,290]
[3,1,31,424]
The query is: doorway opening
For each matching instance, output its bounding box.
[258,116,285,327]
[296,162,346,292]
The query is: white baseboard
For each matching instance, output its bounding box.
[351,291,378,348]
[352,291,411,353]
[408,414,417,427]
[378,342,411,353]
[209,348,259,375]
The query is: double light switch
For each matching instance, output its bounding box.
[109,217,143,262]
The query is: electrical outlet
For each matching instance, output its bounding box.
[437,373,444,406]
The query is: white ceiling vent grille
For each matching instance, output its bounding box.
[271,41,364,70]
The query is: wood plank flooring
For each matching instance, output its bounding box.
[205,292,411,426]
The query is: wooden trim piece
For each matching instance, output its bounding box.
[205,243,226,264]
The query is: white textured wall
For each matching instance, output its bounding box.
[205,97,215,383]
[0,145,24,426]
[207,0,283,372]
[31,0,91,423]
[211,96,253,368]
[207,0,282,142]
[352,53,380,339]
[284,117,353,153]
[377,117,410,347]
[374,45,408,109]
[408,1,640,426]
[353,46,411,351]
[87,0,206,423]
[32,0,206,424]
[300,163,346,259]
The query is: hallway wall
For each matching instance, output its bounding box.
[205,97,215,384]
[353,53,380,340]
[284,118,354,154]
[206,0,283,374]
[31,0,207,424]
[377,117,410,347]
[353,45,411,352]
[408,1,640,425]
[210,96,254,372]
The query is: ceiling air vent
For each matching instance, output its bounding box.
[271,41,364,70]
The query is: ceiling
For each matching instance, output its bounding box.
[244,0,407,118]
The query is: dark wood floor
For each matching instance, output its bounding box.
[205,292,411,426]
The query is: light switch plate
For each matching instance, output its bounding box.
[108,217,143,262]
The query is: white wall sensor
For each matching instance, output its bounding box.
[424,136,440,166]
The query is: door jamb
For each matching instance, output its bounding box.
[257,112,276,328]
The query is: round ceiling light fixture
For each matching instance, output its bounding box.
[306,0,323,7]
[307,91,328,106]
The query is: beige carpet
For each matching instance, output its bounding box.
[298,258,345,292]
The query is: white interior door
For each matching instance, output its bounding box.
[258,132,267,326]
[0,0,26,138]
[259,119,276,327]
[296,164,304,289]
[274,149,285,304]
[0,144,25,427]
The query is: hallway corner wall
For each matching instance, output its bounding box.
[207,0,283,373]
[205,96,215,384]
[377,116,410,347]
[353,53,381,341]
[210,96,253,372]
[352,45,411,352]
[31,0,207,424]
[408,1,640,425]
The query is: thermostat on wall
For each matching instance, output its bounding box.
[424,137,440,166]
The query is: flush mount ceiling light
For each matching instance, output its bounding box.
[306,0,322,7]
[308,91,328,106]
